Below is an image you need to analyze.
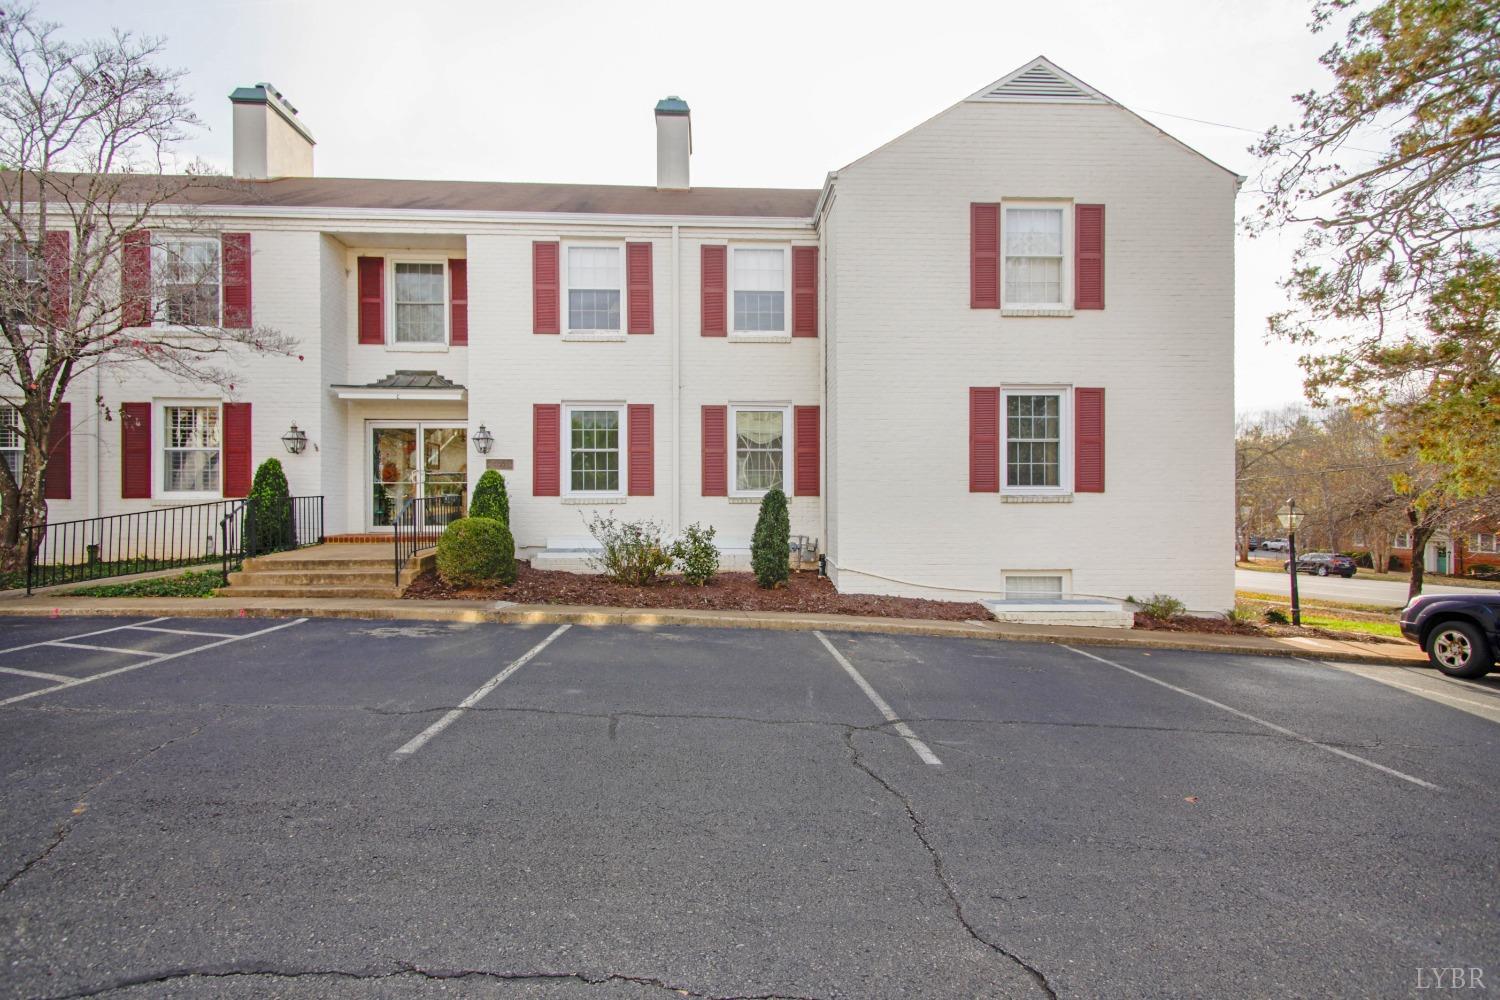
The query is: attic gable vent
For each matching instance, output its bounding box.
[970,58,1108,105]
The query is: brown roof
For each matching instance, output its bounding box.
[122,174,819,218]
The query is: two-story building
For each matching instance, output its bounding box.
[27,58,1240,613]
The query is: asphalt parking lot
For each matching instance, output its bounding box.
[1,616,1497,999]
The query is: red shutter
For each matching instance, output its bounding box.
[533,403,560,496]
[701,245,726,336]
[533,242,560,334]
[1075,387,1105,492]
[449,259,468,346]
[120,402,151,498]
[1075,204,1105,310]
[970,204,999,309]
[121,231,151,328]
[626,242,653,334]
[43,401,71,500]
[44,231,70,324]
[627,403,654,496]
[222,402,252,498]
[701,405,727,496]
[221,232,252,328]
[794,405,819,496]
[969,387,1000,492]
[357,256,384,344]
[792,246,818,337]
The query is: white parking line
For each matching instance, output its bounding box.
[1062,645,1440,791]
[126,625,238,639]
[1293,657,1500,725]
[0,617,172,656]
[392,624,571,759]
[0,618,307,707]
[813,631,943,768]
[0,665,75,683]
[49,641,160,657]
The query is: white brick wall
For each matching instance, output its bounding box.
[823,100,1237,612]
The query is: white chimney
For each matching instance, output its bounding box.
[230,83,315,180]
[655,96,691,190]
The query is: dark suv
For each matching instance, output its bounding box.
[1400,593,1500,678]
[1282,552,1358,578]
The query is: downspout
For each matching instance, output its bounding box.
[671,222,681,535]
[92,364,101,521]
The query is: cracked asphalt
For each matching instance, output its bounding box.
[1,616,1497,999]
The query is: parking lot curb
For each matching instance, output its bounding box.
[0,595,1427,667]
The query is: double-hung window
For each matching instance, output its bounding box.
[154,237,221,326]
[566,405,623,496]
[1393,531,1413,549]
[1002,205,1066,309]
[730,247,788,335]
[392,262,447,345]
[0,406,22,482]
[162,403,221,496]
[2,241,45,327]
[731,405,789,496]
[1002,388,1069,493]
[566,246,623,335]
[1471,532,1498,554]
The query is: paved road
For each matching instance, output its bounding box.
[1,615,1498,998]
[1237,564,1500,607]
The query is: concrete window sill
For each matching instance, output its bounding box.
[1001,308,1075,318]
[1001,493,1074,503]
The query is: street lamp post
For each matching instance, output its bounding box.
[1277,499,1306,626]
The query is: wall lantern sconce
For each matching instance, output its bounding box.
[281,423,308,455]
[473,424,495,455]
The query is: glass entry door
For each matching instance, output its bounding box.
[370,422,467,529]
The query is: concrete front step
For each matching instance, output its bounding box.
[224,583,402,600]
[226,569,397,588]
[241,556,393,574]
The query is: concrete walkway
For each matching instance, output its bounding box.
[0,593,1427,666]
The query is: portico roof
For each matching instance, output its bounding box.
[330,370,467,401]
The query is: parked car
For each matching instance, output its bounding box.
[1260,538,1290,552]
[1400,593,1500,679]
[1282,552,1358,578]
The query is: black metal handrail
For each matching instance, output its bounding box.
[393,493,464,585]
[23,495,325,594]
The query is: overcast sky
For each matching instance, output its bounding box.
[51,0,1341,415]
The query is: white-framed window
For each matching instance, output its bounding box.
[1393,531,1413,549]
[390,260,448,346]
[2,240,46,327]
[1003,573,1067,600]
[564,403,624,497]
[730,246,789,336]
[730,404,790,497]
[0,406,22,482]
[1002,203,1068,309]
[1471,532,1498,554]
[153,236,221,327]
[1002,387,1070,493]
[564,244,624,336]
[159,401,221,498]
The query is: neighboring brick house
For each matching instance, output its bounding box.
[17,58,1240,612]
[1389,526,1500,575]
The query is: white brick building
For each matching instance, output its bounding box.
[25,59,1240,612]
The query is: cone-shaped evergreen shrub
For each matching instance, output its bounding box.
[249,457,292,553]
[436,516,517,587]
[470,469,510,525]
[751,487,790,589]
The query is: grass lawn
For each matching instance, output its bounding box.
[1237,560,1498,589]
[1236,590,1396,616]
[1298,614,1403,638]
[62,570,223,598]
[2,556,228,593]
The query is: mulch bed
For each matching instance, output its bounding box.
[404,563,988,622]
[1133,611,1404,645]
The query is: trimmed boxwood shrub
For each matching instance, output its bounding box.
[751,487,790,589]
[470,470,510,525]
[436,516,517,587]
[249,457,293,553]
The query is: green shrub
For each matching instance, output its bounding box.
[436,516,516,587]
[751,487,791,589]
[586,513,674,586]
[1263,607,1290,625]
[1136,593,1186,620]
[1225,603,1257,625]
[249,457,292,553]
[470,470,510,525]
[670,522,720,586]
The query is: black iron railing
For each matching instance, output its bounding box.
[24,495,324,594]
[393,492,464,585]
